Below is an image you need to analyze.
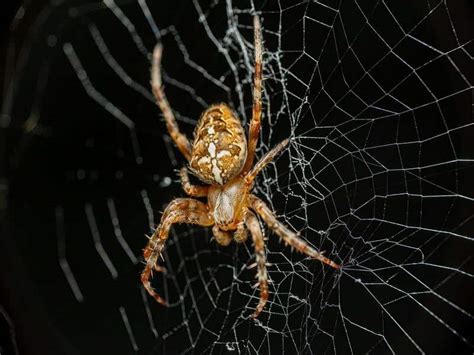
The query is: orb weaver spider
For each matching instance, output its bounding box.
[141,15,340,318]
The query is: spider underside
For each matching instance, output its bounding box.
[142,15,340,318]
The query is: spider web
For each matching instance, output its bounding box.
[2,0,474,353]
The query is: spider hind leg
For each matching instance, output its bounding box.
[244,138,289,185]
[243,15,263,173]
[151,44,192,160]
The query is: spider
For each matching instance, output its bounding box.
[142,15,341,318]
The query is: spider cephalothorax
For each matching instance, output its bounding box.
[142,15,340,318]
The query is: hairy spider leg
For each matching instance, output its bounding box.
[151,44,192,161]
[244,138,289,185]
[243,15,263,173]
[180,167,209,197]
[250,195,341,270]
[246,210,269,318]
[141,198,214,305]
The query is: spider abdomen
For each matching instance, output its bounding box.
[190,103,247,185]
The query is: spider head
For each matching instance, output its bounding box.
[189,103,247,185]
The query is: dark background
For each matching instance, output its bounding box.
[1,1,34,353]
[1,1,473,354]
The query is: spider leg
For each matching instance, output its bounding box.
[244,138,289,185]
[243,15,263,173]
[142,198,213,305]
[234,221,248,243]
[151,44,192,161]
[245,210,269,318]
[249,194,341,269]
[180,167,209,197]
[212,225,233,246]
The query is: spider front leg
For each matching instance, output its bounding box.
[245,210,269,318]
[243,15,263,173]
[151,44,192,160]
[142,198,213,305]
[180,167,209,197]
[249,195,341,270]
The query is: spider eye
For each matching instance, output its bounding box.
[190,104,247,185]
